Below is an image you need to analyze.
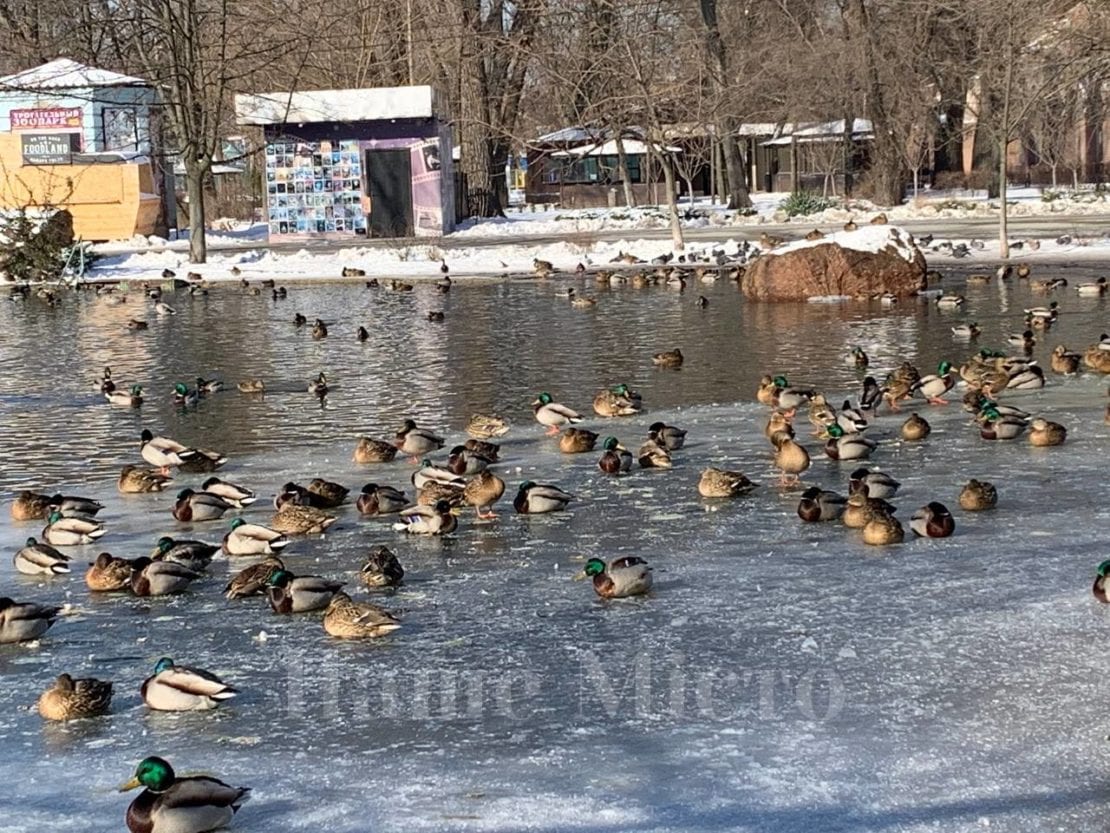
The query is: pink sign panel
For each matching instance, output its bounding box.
[10,107,83,130]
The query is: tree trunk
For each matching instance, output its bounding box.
[998,138,1009,259]
[1050,164,1057,188]
[720,128,751,208]
[790,140,800,192]
[653,149,684,251]
[715,141,727,201]
[615,133,636,208]
[185,164,207,264]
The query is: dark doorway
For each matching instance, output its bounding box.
[365,149,413,237]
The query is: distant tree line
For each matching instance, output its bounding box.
[0,0,1108,259]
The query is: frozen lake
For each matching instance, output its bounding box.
[1,265,1108,832]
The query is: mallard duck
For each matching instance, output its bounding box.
[1076,276,1108,296]
[900,413,931,441]
[107,384,144,407]
[951,323,981,339]
[1095,561,1110,602]
[353,437,398,464]
[446,444,493,475]
[0,597,58,643]
[14,537,71,575]
[356,484,408,515]
[910,502,955,538]
[1029,417,1066,446]
[770,375,815,413]
[417,480,464,506]
[323,592,401,638]
[848,346,869,368]
[129,558,201,596]
[177,446,228,474]
[966,273,991,285]
[977,407,1027,440]
[311,318,328,339]
[912,361,956,404]
[648,421,687,451]
[392,499,458,535]
[532,392,582,434]
[222,518,289,556]
[1024,301,1059,321]
[842,493,897,529]
[305,478,349,507]
[150,537,218,572]
[128,318,149,330]
[768,414,796,444]
[1006,329,1036,350]
[118,465,173,493]
[593,384,642,417]
[513,481,574,514]
[560,427,599,454]
[1050,345,1081,375]
[237,379,265,393]
[48,494,104,518]
[266,569,344,613]
[862,513,905,545]
[411,460,466,490]
[11,490,52,521]
[807,394,836,434]
[797,487,847,522]
[848,467,900,500]
[196,377,222,395]
[835,400,868,434]
[140,429,198,471]
[172,383,199,407]
[958,479,997,511]
[141,657,237,711]
[575,556,653,598]
[463,438,500,461]
[598,437,633,474]
[86,552,136,591]
[43,511,105,545]
[1084,345,1110,373]
[824,425,876,461]
[197,475,255,508]
[772,433,810,485]
[462,470,506,519]
[756,375,777,406]
[935,294,965,309]
[308,372,329,396]
[120,755,250,833]
[859,376,882,412]
[652,348,684,367]
[395,419,445,460]
[360,546,404,588]
[637,438,673,468]
[466,413,510,438]
[270,503,337,534]
[98,366,116,394]
[698,467,756,498]
[224,556,284,599]
[37,673,112,721]
[294,313,308,327]
[356,325,370,341]
[172,489,233,522]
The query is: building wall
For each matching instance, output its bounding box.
[0,132,160,239]
[0,86,157,153]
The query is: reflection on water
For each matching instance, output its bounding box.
[0,267,1108,832]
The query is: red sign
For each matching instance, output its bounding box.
[10,107,83,131]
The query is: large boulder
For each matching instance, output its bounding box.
[742,225,926,302]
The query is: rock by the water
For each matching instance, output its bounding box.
[743,225,926,302]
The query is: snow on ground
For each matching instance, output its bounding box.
[772,225,920,262]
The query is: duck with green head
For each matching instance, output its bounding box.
[593,383,642,417]
[1093,561,1110,603]
[532,392,582,434]
[266,569,344,613]
[172,382,198,407]
[42,511,105,546]
[574,556,653,598]
[141,657,237,711]
[598,437,633,474]
[910,361,955,405]
[120,755,251,833]
[107,384,144,407]
[222,517,289,556]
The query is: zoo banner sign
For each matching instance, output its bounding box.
[10,107,83,130]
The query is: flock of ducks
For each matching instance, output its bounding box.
[4,246,1110,832]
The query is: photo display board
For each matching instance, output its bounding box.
[265,138,365,235]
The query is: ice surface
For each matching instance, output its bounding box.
[0,266,1108,831]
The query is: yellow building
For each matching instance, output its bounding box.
[0,59,168,240]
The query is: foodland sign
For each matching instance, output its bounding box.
[21,133,76,165]
[10,107,83,130]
